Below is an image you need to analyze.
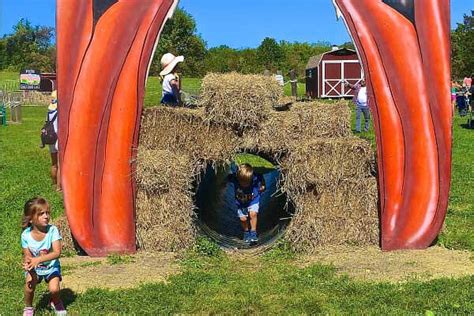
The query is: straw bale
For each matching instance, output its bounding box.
[285,178,379,252]
[135,149,193,194]
[136,190,196,252]
[241,101,352,154]
[199,72,283,129]
[54,215,76,253]
[281,137,374,195]
[140,106,240,162]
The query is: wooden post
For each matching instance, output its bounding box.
[290,69,297,97]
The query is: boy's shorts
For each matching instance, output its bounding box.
[25,267,62,283]
[237,203,259,218]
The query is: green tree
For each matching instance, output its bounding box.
[1,19,55,72]
[257,37,284,72]
[280,41,330,77]
[452,11,474,79]
[150,8,207,77]
[205,45,239,73]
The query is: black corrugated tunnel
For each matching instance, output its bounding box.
[194,155,293,249]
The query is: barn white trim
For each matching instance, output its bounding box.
[321,60,362,98]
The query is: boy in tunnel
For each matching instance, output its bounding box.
[228,163,266,243]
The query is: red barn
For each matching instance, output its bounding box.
[305,47,363,98]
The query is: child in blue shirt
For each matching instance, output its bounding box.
[21,197,66,316]
[228,163,266,243]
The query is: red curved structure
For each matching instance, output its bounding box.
[57,0,178,256]
[334,0,452,250]
[57,0,451,255]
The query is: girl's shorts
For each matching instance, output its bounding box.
[237,203,259,218]
[451,94,456,102]
[25,267,62,283]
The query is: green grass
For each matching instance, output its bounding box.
[234,153,275,169]
[0,72,473,314]
[144,76,201,107]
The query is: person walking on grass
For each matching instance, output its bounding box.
[228,163,266,243]
[160,52,184,106]
[43,90,61,191]
[21,197,66,316]
[345,79,370,133]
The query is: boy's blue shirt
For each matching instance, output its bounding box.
[228,173,265,208]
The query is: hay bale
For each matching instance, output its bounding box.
[241,101,352,155]
[140,106,240,162]
[199,72,283,129]
[281,137,374,195]
[285,178,379,252]
[53,215,76,253]
[136,190,196,252]
[135,149,194,194]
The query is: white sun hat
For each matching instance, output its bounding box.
[159,53,184,76]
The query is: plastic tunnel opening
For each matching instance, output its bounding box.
[194,154,294,249]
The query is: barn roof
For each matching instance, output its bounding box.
[306,48,357,70]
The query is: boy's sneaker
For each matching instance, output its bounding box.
[23,307,34,316]
[250,231,258,242]
[50,300,67,315]
[243,231,251,243]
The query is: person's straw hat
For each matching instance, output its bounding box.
[159,53,184,76]
[48,90,57,111]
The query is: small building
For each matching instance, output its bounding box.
[305,47,363,99]
[40,73,57,92]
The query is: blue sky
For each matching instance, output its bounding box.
[0,0,471,48]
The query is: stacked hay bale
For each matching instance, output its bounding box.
[135,149,196,251]
[54,215,76,253]
[199,72,282,130]
[280,138,378,252]
[135,72,378,253]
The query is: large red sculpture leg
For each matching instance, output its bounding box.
[57,0,178,256]
[334,0,452,250]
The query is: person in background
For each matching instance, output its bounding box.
[47,91,61,191]
[227,163,266,243]
[451,81,459,114]
[463,75,472,88]
[456,81,469,116]
[345,79,370,133]
[160,53,184,106]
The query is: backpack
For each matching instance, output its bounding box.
[40,112,58,148]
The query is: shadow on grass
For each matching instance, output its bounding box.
[36,288,77,311]
[459,123,474,130]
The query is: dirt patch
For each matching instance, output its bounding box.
[59,246,473,292]
[297,245,474,282]
[60,252,180,293]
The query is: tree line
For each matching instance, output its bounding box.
[0,9,472,79]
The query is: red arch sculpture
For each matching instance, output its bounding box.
[57,0,451,256]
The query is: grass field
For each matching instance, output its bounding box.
[0,72,473,314]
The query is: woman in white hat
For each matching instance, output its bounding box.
[47,90,61,191]
[160,52,184,106]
